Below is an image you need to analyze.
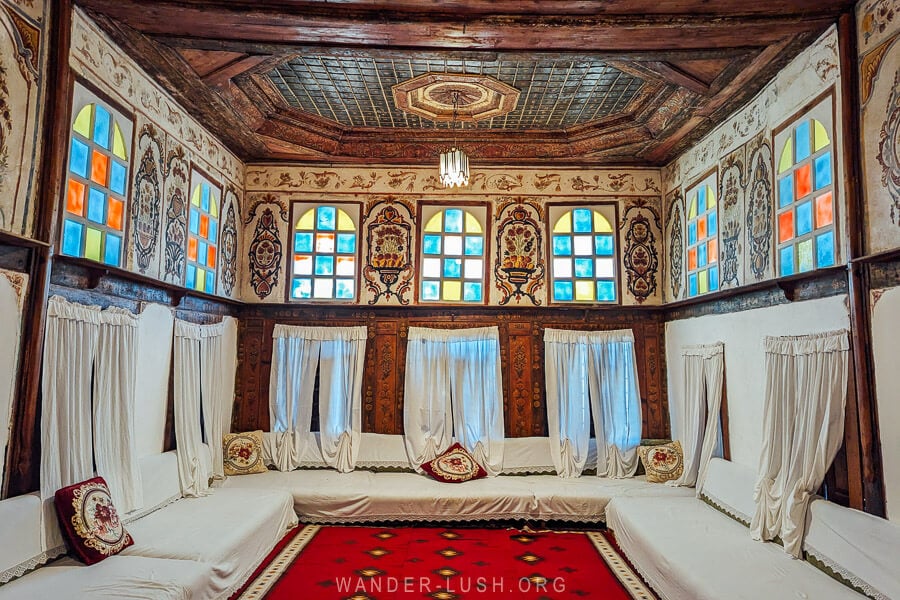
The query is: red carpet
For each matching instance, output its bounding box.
[238,525,656,599]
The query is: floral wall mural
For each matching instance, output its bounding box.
[621,198,661,304]
[128,119,164,276]
[718,146,745,290]
[219,185,240,297]
[243,193,287,301]
[363,198,415,305]
[161,139,188,286]
[665,189,684,302]
[493,199,545,306]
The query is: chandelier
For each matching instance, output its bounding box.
[439,91,469,188]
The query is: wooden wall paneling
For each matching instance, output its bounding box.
[506,321,534,437]
[234,316,264,432]
[371,319,400,433]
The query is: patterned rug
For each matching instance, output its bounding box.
[237,525,656,599]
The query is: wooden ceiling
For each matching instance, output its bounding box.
[76,0,855,166]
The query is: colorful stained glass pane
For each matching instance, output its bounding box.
[422,280,440,300]
[814,120,830,152]
[814,153,832,190]
[574,258,593,278]
[698,270,709,294]
[104,234,121,266]
[62,220,84,256]
[210,221,220,245]
[317,206,336,231]
[553,235,572,256]
[67,179,85,216]
[87,189,106,224]
[109,161,127,196]
[198,241,208,266]
[698,243,708,267]
[107,197,124,231]
[335,279,354,299]
[93,105,111,149]
[778,211,794,244]
[443,258,461,278]
[337,209,354,231]
[315,232,335,253]
[313,278,333,299]
[697,186,707,214]
[464,259,482,279]
[444,235,462,255]
[573,209,592,232]
[687,221,697,245]
[423,258,441,278]
[573,236,592,256]
[554,258,572,278]
[444,209,463,233]
[297,209,315,230]
[207,246,217,269]
[595,235,614,256]
[423,235,441,255]
[796,201,813,236]
[779,139,794,174]
[186,265,196,289]
[709,265,719,292]
[708,239,718,263]
[73,105,92,138]
[209,195,218,218]
[574,280,593,301]
[295,232,313,253]
[780,246,795,276]
[191,186,201,207]
[795,121,811,162]
[199,214,209,239]
[195,267,206,292]
[424,213,442,232]
[796,163,812,199]
[70,139,89,178]
[205,270,215,294]
[112,124,127,160]
[336,233,356,254]
[553,212,572,233]
[294,255,312,275]
[595,258,614,278]
[554,281,574,301]
[688,247,697,271]
[442,280,461,301]
[188,237,198,261]
[707,186,717,208]
[594,212,612,232]
[597,281,616,302]
[465,212,482,233]
[688,273,698,297]
[697,216,707,240]
[292,278,312,299]
[463,282,482,302]
[817,231,835,267]
[336,256,355,276]
[688,198,697,219]
[315,256,334,275]
[91,151,109,186]
[200,184,210,212]
[85,227,103,262]
[815,192,834,228]
[708,211,717,236]
[189,208,199,234]
[464,236,483,256]
[798,239,814,272]
[778,174,794,208]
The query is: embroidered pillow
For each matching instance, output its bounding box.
[638,440,684,483]
[421,442,487,483]
[54,477,134,565]
[223,430,268,476]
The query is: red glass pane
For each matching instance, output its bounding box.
[708,239,718,263]
[207,245,216,269]
[778,210,795,244]
[91,151,109,186]
[66,179,85,216]
[107,197,124,231]
[199,214,209,239]
[795,163,812,199]
[188,237,198,261]
[815,192,833,227]
[688,247,697,271]
[696,216,707,240]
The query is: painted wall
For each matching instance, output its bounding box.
[0,0,50,237]
[665,295,850,470]
[871,285,900,521]
[0,268,27,482]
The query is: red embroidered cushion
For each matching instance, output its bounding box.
[421,442,487,483]
[54,476,134,565]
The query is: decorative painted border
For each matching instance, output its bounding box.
[237,525,321,600]
[586,531,657,600]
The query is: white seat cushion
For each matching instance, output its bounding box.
[0,493,46,583]
[699,457,757,524]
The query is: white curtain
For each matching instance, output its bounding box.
[545,328,642,479]
[173,320,208,497]
[269,325,366,473]
[751,330,849,558]
[199,320,233,479]
[404,327,505,476]
[668,343,725,491]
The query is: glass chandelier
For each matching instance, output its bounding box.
[439,91,469,188]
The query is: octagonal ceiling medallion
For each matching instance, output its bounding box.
[392,73,520,123]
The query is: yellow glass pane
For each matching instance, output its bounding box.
[425,212,443,232]
[196,268,206,292]
[699,269,709,293]
[688,197,697,219]
[210,194,218,218]
[814,120,830,152]
[553,212,572,233]
[779,139,794,173]
[707,185,716,208]
[85,227,102,262]
[337,209,355,231]
[465,212,482,233]
[191,185,201,207]
[575,280,594,301]
[442,280,461,301]
[73,105,93,138]
[593,211,612,233]
[296,208,315,230]
[112,123,127,160]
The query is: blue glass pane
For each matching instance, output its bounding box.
[335,280,354,299]
[315,255,334,275]
[708,211,718,237]
[553,235,572,256]
[443,258,461,278]
[698,242,708,267]
[208,221,217,244]
[779,174,794,208]
[189,208,200,235]
[796,201,813,236]
[109,161,127,196]
[205,269,215,294]
[597,281,616,302]
[697,186,707,214]
[464,236,483,256]
[444,209,463,233]
[103,233,120,266]
[292,278,312,299]
[595,235,613,256]
[70,139,90,178]
[816,230,835,267]
[573,209,592,233]
[87,188,106,224]
[62,219,84,256]
[814,152,832,190]
[423,234,441,255]
[554,281,573,302]
[186,264,196,289]
[709,265,719,291]
[795,121,811,162]
[198,241,208,266]
[317,206,336,231]
[294,232,313,253]
[688,273,698,297]
[687,221,697,246]
[93,105,111,149]
[780,246,795,276]
[422,280,440,300]
[336,233,356,254]
[201,184,210,212]
[574,258,593,278]
[463,282,482,302]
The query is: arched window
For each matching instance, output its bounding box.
[685,173,718,297]
[775,108,836,277]
[186,171,221,294]
[549,205,617,303]
[420,205,486,303]
[291,203,359,300]
[61,93,131,267]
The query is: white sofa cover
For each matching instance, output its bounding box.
[0,493,48,583]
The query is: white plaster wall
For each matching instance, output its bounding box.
[666,295,850,470]
[134,303,174,457]
[0,272,26,480]
[871,286,900,521]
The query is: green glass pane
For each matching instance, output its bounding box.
[84,227,103,262]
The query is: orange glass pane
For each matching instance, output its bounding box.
[188,237,198,261]
[107,197,124,230]
[696,216,707,240]
[66,179,85,216]
[688,247,698,271]
[90,151,109,186]
[795,163,812,199]
[708,239,718,263]
[815,192,833,227]
[200,214,209,239]
[778,211,794,244]
[207,245,216,269]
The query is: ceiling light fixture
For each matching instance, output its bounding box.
[439,90,469,188]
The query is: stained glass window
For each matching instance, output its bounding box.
[685,174,719,297]
[291,203,359,301]
[775,106,836,277]
[61,96,131,267]
[420,206,486,303]
[549,205,617,303]
[186,173,221,294]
